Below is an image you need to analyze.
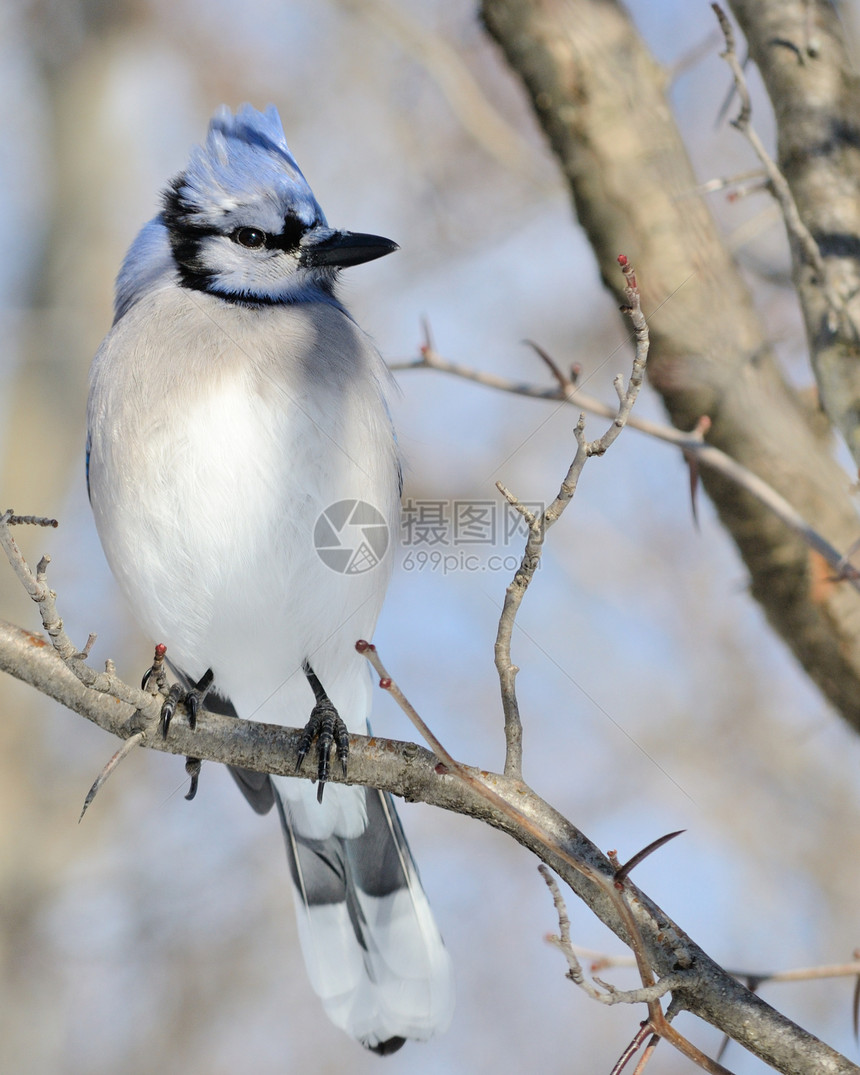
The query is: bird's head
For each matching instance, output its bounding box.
[161,104,397,304]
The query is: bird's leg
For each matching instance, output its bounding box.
[296,661,349,803]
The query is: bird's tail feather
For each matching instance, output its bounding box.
[276,786,455,1052]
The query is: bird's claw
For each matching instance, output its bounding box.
[296,701,349,803]
[184,757,202,800]
[159,682,185,737]
[148,666,213,800]
[158,668,214,737]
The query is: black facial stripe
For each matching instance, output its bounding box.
[256,215,308,252]
[169,226,215,271]
[173,262,217,294]
[164,174,313,255]
[161,173,332,304]
[262,232,287,250]
[279,213,306,250]
[162,180,222,282]
[162,178,214,236]
[203,276,338,305]
[173,268,338,306]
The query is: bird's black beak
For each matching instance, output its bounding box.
[300,229,398,269]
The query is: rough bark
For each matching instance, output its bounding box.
[480,0,860,733]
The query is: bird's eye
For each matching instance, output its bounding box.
[233,227,267,249]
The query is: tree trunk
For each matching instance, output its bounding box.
[480,0,860,734]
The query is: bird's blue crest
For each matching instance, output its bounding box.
[169,104,326,233]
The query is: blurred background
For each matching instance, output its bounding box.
[2,1,860,1071]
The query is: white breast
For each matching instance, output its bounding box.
[87,284,399,734]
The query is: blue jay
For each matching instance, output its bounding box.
[86,104,454,1053]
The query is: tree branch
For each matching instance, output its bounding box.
[391,345,860,591]
[478,0,860,740]
[2,476,858,1073]
[2,609,856,1072]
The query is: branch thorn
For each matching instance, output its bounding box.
[79,732,145,821]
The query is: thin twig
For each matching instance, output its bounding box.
[675,167,766,201]
[539,864,686,1006]
[563,946,860,990]
[711,4,844,329]
[0,510,162,712]
[492,256,650,781]
[585,256,649,458]
[5,513,58,528]
[631,1035,661,1075]
[389,349,860,593]
[610,1024,656,1075]
[493,431,586,781]
[356,639,463,777]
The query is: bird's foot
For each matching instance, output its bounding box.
[140,649,213,800]
[157,667,214,737]
[297,663,349,803]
